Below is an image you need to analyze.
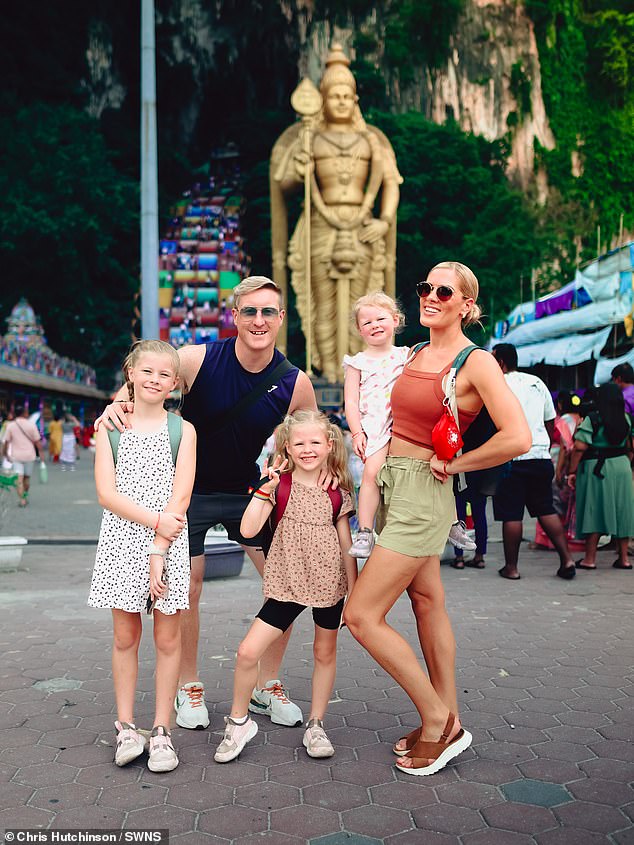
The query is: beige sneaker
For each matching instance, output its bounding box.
[303,718,335,758]
[214,716,258,763]
[448,521,476,551]
[348,529,375,559]
[114,721,146,767]
[147,725,179,773]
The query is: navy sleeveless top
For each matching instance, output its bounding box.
[182,337,299,494]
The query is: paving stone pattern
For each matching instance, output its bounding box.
[0,460,633,842]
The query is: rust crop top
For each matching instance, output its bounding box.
[391,353,480,450]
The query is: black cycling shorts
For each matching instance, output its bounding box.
[257,597,345,633]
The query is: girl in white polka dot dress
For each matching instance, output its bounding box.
[89,341,196,773]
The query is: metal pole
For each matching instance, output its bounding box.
[141,0,159,339]
[303,118,313,377]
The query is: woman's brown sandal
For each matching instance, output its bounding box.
[395,713,472,776]
[392,726,422,756]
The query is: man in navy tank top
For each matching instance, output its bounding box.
[99,277,317,731]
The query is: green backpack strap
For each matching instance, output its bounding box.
[167,412,183,465]
[410,341,429,355]
[107,427,121,464]
[107,413,182,466]
[452,344,480,373]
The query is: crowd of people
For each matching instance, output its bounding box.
[0,336,97,386]
[89,269,632,779]
[0,409,97,512]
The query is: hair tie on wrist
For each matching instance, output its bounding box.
[154,513,161,532]
[352,432,363,439]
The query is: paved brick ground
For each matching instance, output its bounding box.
[1,458,633,843]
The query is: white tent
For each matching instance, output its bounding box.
[492,243,634,384]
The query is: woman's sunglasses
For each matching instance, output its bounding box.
[416,281,459,302]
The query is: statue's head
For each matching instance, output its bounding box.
[319,43,365,129]
[320,43,357,97]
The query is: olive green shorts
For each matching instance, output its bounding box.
[376,456,455,558]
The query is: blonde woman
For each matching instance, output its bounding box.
[344,261,531,777]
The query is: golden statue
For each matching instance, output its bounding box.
[270,43,402,382]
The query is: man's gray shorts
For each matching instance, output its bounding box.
[187,491,269,557]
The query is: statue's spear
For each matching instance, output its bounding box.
[291,78,322,377]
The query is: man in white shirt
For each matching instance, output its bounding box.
[492,344,576,581]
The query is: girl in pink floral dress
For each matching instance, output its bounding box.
[214,411,356,764]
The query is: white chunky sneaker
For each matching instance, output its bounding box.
[348,528,375,558]
[174,681,210,730]
[448,520,477,551]
[303,718,335,758]
[114,721,146,767]
[147,725,179,772]
[214,716,258,763]
[248,679,303,726]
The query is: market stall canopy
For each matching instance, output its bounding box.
[516,327,611,368]
[594,346,634,383]
[502,286,630,347]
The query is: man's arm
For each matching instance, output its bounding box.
[288,370,318,413]
[96,343,206,432]
[176,343,206,394]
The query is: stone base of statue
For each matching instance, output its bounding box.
[310,376,343,412]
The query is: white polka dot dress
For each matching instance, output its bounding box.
[88,419,190,615]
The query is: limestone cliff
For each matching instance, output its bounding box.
[298,1,555,193]
[80,0,555,192]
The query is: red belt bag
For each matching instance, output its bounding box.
[431,398,463,461]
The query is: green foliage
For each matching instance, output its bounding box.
[386,0,465,70]
[584,9,634,104]
[348,0,466,100]
[0,104,138,385]
[365,112,547,340]
[527,0,634,253]
[510,62,532,117]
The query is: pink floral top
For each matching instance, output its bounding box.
[343,346,409,457]
[264,480,355,607]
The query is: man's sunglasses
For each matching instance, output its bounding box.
[237,306,280,320]
[416,281,464,302]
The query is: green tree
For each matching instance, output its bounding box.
[0,104,138,385]
[368,113,546,341]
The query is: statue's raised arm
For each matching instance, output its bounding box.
[270,43,402,383]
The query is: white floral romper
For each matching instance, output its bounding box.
[342,346,409,456]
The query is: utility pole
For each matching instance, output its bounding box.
[140,0,159,339]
